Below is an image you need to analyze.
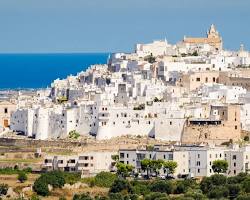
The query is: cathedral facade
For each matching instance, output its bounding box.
[183,24,223,50]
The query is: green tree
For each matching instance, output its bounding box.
[94,172,117,187]
[163,161,178,177]
[151,159,164,177]
[141,159,152,177]
[33,171,65,196]
[18,171,28,183]
[0,184,8,196]
[109,179,133,194]
[111,155,119,162]
[69,130,80,139]
[33,178,49,196]
[212,160,228,174]
[116,162,134,178]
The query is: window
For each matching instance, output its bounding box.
[169,154,173,160]
[198,169,200,173]
[234,162,236,167]
[4,108,8,114]
[170,121,172,125]
[234,170,236,175]
[233,155,237,160]
[127,154,129,158]
[196,77,200,82]
[235,125,237,130]
[127,161,129,164]
[120,153,124,159]
[197,161,201,166]
[198,154,200,158]
[213,77,216,82]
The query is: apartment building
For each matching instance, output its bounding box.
[43,151,116,177]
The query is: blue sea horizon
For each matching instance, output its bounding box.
[0,53,110,89]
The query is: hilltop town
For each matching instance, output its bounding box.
[1,25,250,191]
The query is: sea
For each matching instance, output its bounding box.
[0,53,109,89]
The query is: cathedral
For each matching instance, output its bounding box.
[183,24,223,50]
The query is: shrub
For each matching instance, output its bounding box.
[207,186,229,199]
[63,172,81,185]
[174,181,187,194]
[210,174,227,185]
[0,184,8,196]
[184,189,207,200]
[73,193,93,200]
[18,171,28,183]
[227,184,241,199]
[69,130,80,139]
[33,171,65,196]
[237,194,250,200]
[132,181,150,196]
[95,172,117,187]
[33,178,49,196]
[108,193,124,200]
[150,180,173,194]
[200,177,213,194]
[145,192,167,200]
[244,136,249,141]
[242,178,250,193]
[30,194,41,200]
[109,179,133,194]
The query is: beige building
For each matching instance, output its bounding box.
[219,70,250,91]
[182,103,242,144]
[0,100,16,128]
[43,151,116,177]
[178,71,220,91]
[183,24,223,50]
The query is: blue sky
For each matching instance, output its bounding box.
[0,0,249,53]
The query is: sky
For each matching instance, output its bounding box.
[0,0,249,53]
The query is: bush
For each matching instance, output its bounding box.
[108,193,124,200]
[95,172,117,187]
[227,184,241,199]
[200,177,213,194]
[18,171,28,183]
[132,181,150,196]
[244,136,249,141]
[242,178,250,193]
[184,189,207,200]
[30,194,41,200]
[63,172,81,185]
[33,171,65,196]
[207,186,229,199]
[69,130,80,139]
[109,179,133,194]
[33,178,49,196]
[0,184,8,196]
[145,192,168,200]
[237,194,250,200]
[150,180,173,194]
[174,181,187,194]
[73,193,93,200]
